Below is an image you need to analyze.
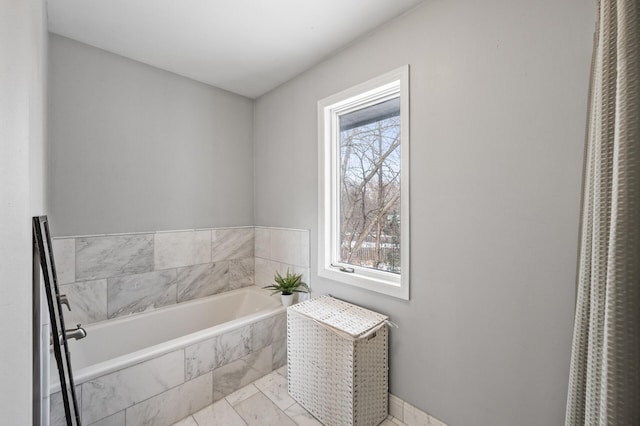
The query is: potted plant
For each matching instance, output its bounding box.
[263,269,309,307]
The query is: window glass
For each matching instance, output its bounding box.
[318,65,409,299]
[339,98,401,274]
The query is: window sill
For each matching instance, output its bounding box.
[318,265,409,300]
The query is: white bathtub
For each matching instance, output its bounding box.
[51,285,283,393]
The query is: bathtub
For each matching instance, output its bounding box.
[49,286,287,426]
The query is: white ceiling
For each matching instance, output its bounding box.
[47,0,425,98]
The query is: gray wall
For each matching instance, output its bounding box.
[48,35,254,236]
[253,1,596,425]
[0,0,47,422]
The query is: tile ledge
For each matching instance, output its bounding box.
[54,226,256,239]
[254,225,309,232]
[54,231,154,239]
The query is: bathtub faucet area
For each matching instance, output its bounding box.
[64,324,87,341]
[50,324,86,346]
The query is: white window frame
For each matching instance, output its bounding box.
[318,65,410,300]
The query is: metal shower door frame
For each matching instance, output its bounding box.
[33,215,81,426]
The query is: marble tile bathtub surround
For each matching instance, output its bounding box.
[51,226,311,325]
[107,269,177,318]
[61,366,435,426]
[270,227,309,268]
[81,350,184,424]
[255,227,309,267]
[254,257,283,288]
[254,227,310,294]
[228,257,255,288]
[212,345,273,401]
[51,238,75,284]
[254,227,271,259]
[272,337,287,371]
[125,373,213,426]
[154,230,212,270]
[88,411,126,426]
[176,261,229,303]
[59,279,108,325]
[185,336,218,381]
[50,385,81,426]
[216,324,254,367]
[52,227,260,324]
[254,258,310,296]
[185,316,286,381]
[75,234,154,281]
[211,227,254,261]
[51,309,287,426]
[251,311,286,350]
[185,323,252,380]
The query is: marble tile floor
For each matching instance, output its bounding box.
[171,366,406,426]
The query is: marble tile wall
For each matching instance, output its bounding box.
[252,227,309,370]
[52,227,256,325]
[50,312,287,426]
[254,226,311,303]
[53,226,311,326]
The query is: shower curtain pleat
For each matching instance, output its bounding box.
[565,0,640,425]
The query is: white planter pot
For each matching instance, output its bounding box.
[281,293,295,307]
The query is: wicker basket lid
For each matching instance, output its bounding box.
[289,295,389,338]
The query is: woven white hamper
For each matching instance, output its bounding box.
[287,296,389,426]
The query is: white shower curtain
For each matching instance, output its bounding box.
[565,0,639,425]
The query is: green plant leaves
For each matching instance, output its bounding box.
[262,268,309,295]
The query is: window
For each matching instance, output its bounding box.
[318,66,409,299]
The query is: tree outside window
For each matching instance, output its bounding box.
[339,98,401,274]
